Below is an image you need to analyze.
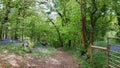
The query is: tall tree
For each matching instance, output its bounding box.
[76,0,88,49]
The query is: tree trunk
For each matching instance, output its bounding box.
[90,0,96,45]
[80,0,88,49]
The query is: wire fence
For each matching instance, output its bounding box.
[90,37,120,68]
[107,37,120,68]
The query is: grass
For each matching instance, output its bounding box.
[0,44,56,57]
[65,47,107,68]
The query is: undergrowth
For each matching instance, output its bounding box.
[65,41,107,68]
[65,47,106,68]
[0,44,56,57]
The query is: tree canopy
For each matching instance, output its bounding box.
[0,0,119,49]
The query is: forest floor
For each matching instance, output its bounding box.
[0,49,80,68]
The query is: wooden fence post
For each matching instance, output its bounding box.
[107,38,110,68]
[90,46,93,61]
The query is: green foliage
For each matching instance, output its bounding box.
[0,0,119,46]
[0,44,56,57]
[65,46,107,68]
[91,52,106,68]
[0,0,120,67]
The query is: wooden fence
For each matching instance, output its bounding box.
[90,37,120,68]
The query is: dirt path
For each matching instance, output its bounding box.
[0,49,80,68]
[39,49,80,68]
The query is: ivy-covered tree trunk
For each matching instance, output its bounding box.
[80,0,88,49]
[90,0,97,45]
